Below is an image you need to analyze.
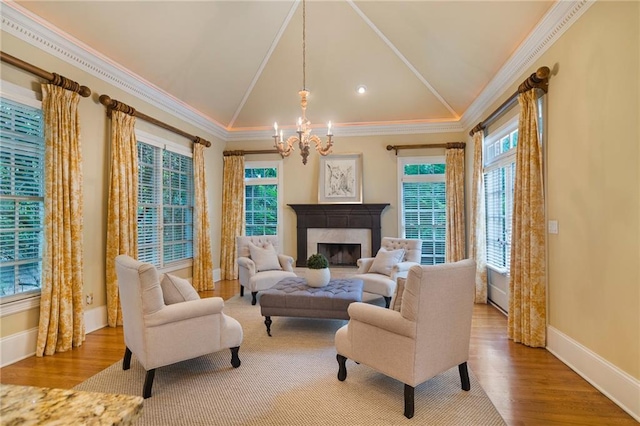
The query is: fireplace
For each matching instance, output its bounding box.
[318,243,361,267]
[288,204,389,267]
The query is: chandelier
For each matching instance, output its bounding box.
[272,0,333,165]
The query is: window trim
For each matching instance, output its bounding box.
[244,160,284,248]
[0,80,43,311]
[136,130,194,273]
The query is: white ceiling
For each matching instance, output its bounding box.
[11,0,556,137]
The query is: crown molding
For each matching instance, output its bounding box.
[226,121,465,142]
[460,0,594,130]
[1,0,593,141]
[0,1,228,141]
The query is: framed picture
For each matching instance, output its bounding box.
[318,153,363,204]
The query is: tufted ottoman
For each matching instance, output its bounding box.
[259,276,363,336]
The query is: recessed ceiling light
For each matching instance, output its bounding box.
[356,85,367,94]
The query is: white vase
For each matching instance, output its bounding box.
[306,268,330,287]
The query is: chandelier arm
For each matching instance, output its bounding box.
[309,134,333,156]
[273,135,298,157]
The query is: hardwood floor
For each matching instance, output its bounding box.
[1,280,635,425]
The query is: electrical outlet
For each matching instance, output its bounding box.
[548,220,559,234]
[86,293,94,305]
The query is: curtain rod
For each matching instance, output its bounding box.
[223,149,279,156]
[99,94,211,147]
[386,142,465,155]
[1,51,91,97]
[469,66,550,137]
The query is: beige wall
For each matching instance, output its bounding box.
[0,32,225,338]
[227,132,464,258]
[466,1,639,379]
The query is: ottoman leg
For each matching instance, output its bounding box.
[264,316,272,337]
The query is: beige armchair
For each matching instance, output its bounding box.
[115,255,243,398]
[236,235,296,305]
[335,259,476,418]
[351,237,422,307]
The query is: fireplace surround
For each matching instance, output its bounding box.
[288,204,389,267]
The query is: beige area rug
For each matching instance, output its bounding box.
[75,296,505,425]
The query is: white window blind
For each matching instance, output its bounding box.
[244,163,279,236]
[483,122,518,271]
[137,141,193,268]
[0,97,45,301]
[398,158,445,265]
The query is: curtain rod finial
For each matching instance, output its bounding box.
[99,94,112,107]
[536,66,551,80]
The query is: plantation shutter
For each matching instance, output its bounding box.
[402,181,446,265]
[162,150,193,263]
[137,141,193,267]
[137,142,160,265]
[0,98,45,297]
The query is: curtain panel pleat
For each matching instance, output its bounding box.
[445,147,466,262]
[36,84,85,356]
[508,90,547,348]
[193,144,214,291]
[220,155,245,280]
[470,132,488,303]
[105,111,138,327]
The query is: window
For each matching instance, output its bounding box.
[483,120,518,270]
[137,133,193,269]
[398,157,445,265]
[244,161,282,237]
[0,96,45,302]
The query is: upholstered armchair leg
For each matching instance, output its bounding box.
[404,384,415,419]
[458,362,470,391]
[123,347,132,370]
[240,285,244,297]
[251,291,258,305]
[143,369,156,399]
[230,346,241,368]
[384,296,392,308]
[337,354,348,381]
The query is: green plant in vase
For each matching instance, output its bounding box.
[306,253,330,287]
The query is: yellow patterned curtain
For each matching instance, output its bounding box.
[220,154,245,280]
[470,132,488,303]
[105,110,138,327]
[193,143,214,291]
[36,84,85,356]
[508,90,546,347]
[445,145,466,262]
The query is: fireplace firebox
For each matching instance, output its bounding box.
[318,243,361,267]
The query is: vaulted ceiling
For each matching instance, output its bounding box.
[12,0,555,138]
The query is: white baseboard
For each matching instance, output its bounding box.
[0,327,38,367]
[547,326,640,421]
[0,305,109,367]
[84,305,108,334]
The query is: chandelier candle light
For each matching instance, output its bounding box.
[273,0,333,165]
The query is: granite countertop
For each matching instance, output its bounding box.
[1,383,143,425]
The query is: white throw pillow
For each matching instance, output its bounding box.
[369,248,405,276]
[161,274,200,305]
[249,242,282,272]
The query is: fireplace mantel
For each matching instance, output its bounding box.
[288,204,389,267]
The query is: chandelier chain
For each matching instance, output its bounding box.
[302,0,306,90]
